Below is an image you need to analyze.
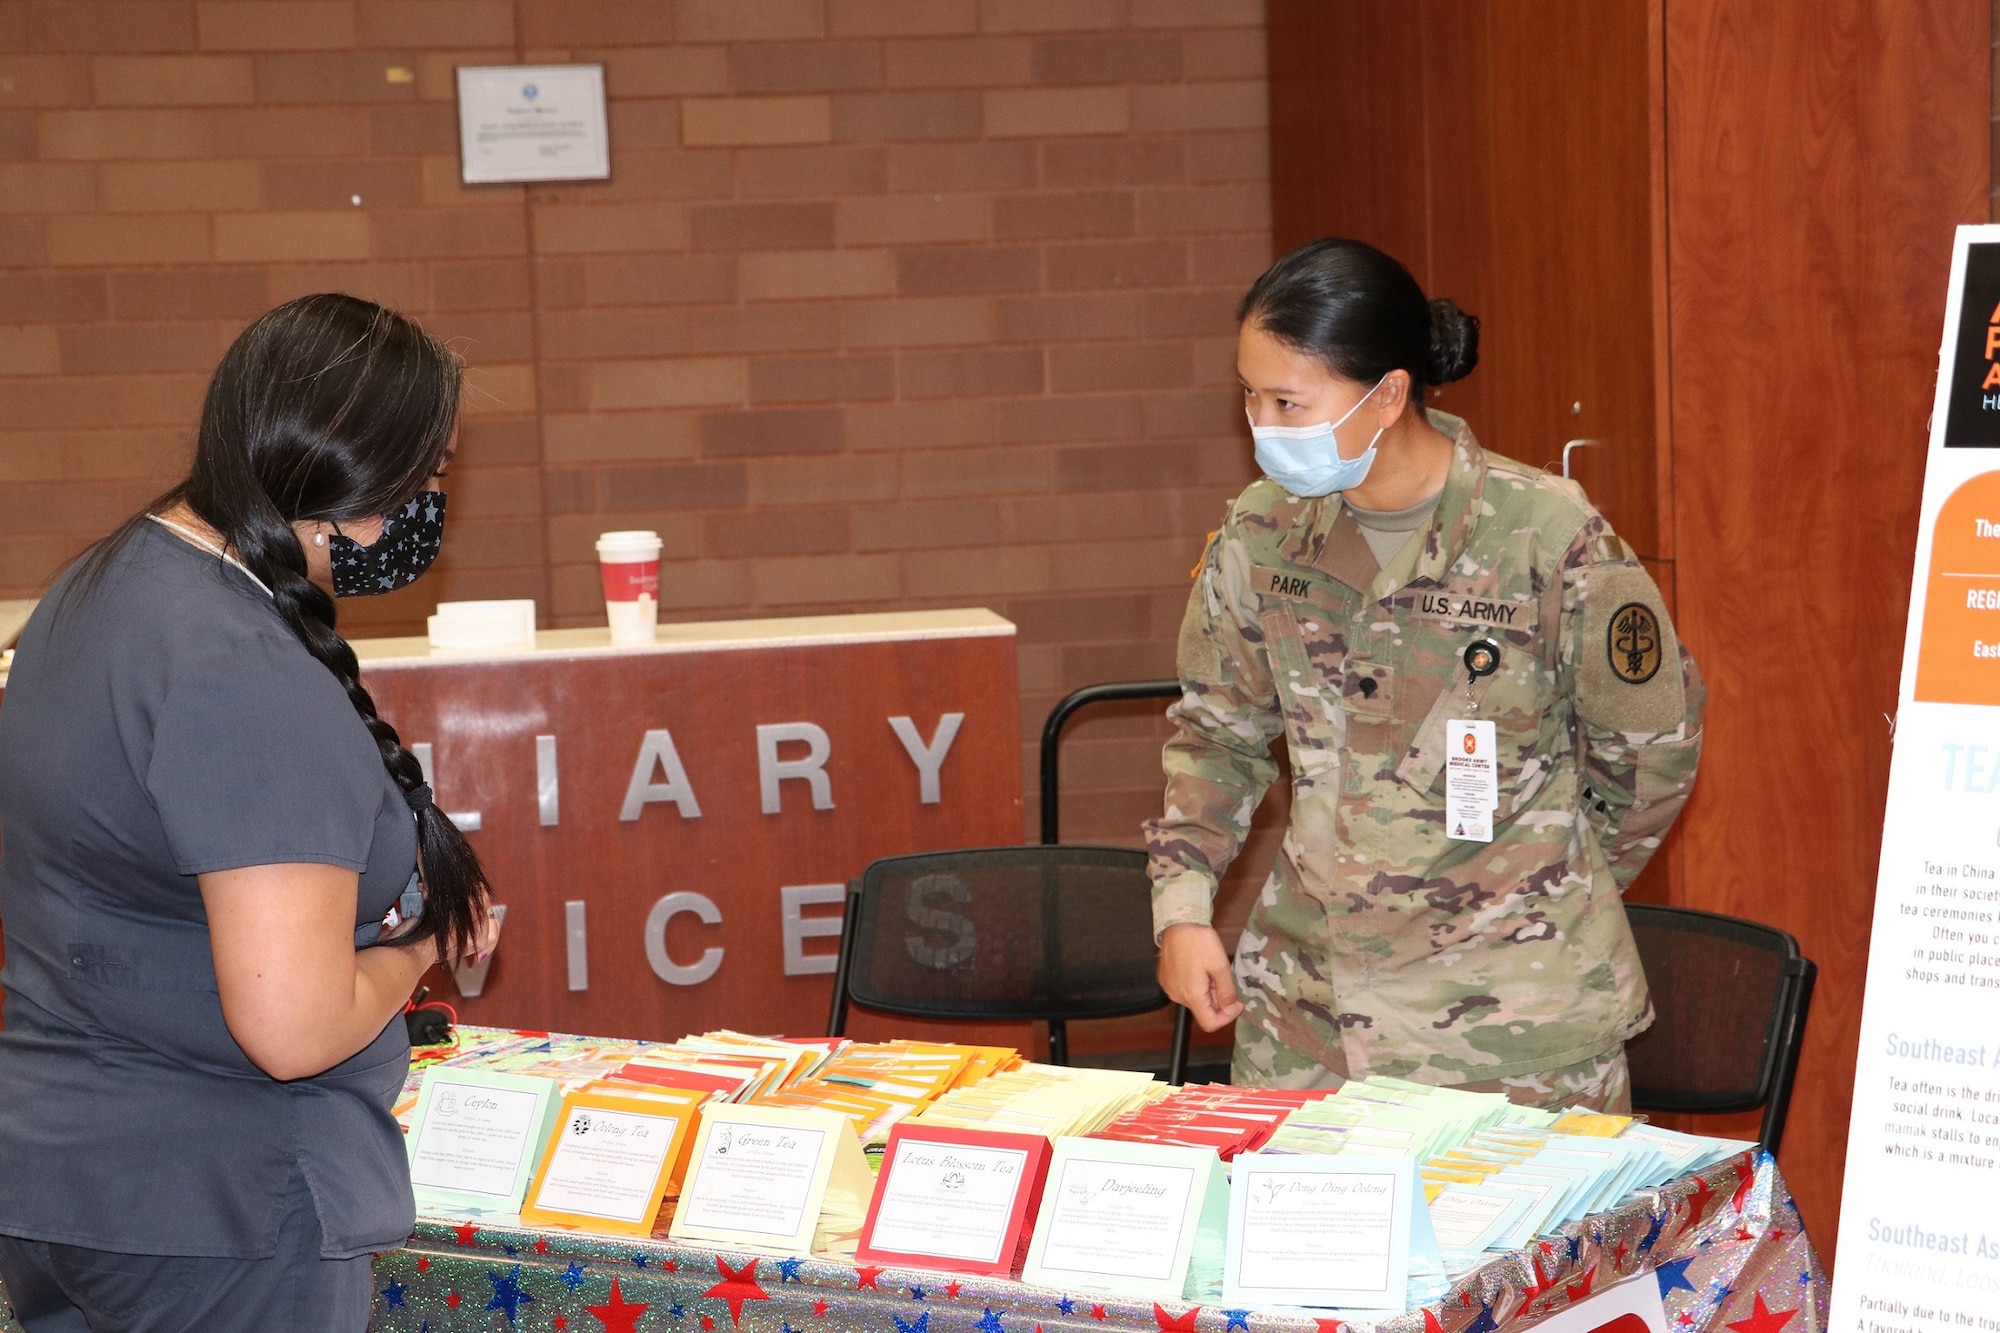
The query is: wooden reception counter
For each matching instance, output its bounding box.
[351,608,1025,1043]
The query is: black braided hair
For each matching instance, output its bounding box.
[76,294,491,961]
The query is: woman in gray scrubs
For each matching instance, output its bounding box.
[0,294,500,1331]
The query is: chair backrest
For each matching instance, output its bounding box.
[1622,902,1816,1150]
[841,845,1170,1024]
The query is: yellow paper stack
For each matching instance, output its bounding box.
[913,1062,1165,1139]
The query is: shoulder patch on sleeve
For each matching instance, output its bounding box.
[1576,565,1685,733]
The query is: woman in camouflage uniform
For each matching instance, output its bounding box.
[1148,239,1703,1111]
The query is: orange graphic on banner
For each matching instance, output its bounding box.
[1915,471,2000,703]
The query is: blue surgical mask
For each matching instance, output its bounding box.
[1248,377,1387,497]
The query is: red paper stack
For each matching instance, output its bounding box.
[1085,1083,1336,1160]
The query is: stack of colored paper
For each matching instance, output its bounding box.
[1260,1076,1749,1273]
[1087,1083,1334,1159]
[753,1040,1021,1147]
[914,1062,1164,1139]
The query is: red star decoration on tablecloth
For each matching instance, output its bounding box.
[1725,1294,1798,1333]
[1313,1320,1348,1333]
[1731,1156,1757,1212]
[664,1259,680,1273]
[1613,1240,1630,1266]
[1519,1243,1558,1304]
[1091,1305,1108,1322]
[945,1281,963,1299]
[703,1256,771,1326]
[1735,1227,1756,1242]
[416,1257,431,1274]
[446,1291,461,1309]
[1154,1303,1200,1332]
[1677,1314,1696,1327]
[814,1300,830,1319]
[554,1319,568,1331]
[701,1318,716,1331]
[1422,1312,1445,1333]
[1567,1263,1597,1301]
[1681,1178,1716,1238]
[535,1237,550,1256]
[453,1220,481,1247]
[586,1276,650,1333]
[857,1267,885,1291]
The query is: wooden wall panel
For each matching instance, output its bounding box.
[1264,1,1660,559]
[1662,0,1991,1262]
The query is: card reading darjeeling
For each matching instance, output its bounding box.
[405,1067,560,1215]
[1021,1138,1228,1301]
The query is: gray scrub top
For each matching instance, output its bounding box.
[0,521,420,1259]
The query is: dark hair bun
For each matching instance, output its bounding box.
[1425,298,1480,385]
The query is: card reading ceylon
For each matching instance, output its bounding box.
[520,1088,697,1237]
[1222,1153,1419,1313]
[669,1105,873,1256]
[858,1125,1051,1276]
[1021,1139,1227,1301]
[405,1067,559,1214]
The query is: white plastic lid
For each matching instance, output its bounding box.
[427,599,537,652]
[596,529,663,560]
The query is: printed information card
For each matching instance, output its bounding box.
[858,1125,1051,1275]
[1021,1139,1227,1301]
[1223,1153,1436,1313]
[520,1087,700,1237]
[670,1104,873,1256]
[404,1068,559,1214]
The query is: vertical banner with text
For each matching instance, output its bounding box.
[1834,226,2000,1328]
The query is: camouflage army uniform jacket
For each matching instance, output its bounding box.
[1146,412,1705,1085]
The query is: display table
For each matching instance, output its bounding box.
[367,1146,1822,1333]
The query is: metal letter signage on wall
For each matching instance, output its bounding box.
[355,613,1024,1042]
[1833,227,2000,1324]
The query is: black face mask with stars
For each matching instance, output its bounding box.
[328,491,447,598]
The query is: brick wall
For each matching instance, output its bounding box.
[0,0,1282,983]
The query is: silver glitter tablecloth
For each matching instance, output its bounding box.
[349,1147,1824,1333]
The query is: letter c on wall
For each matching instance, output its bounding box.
[644,891,724,986]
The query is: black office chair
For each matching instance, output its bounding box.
[826,845,1190,1083]
[825,680,1195,1081]
[1622,903,1817,1154]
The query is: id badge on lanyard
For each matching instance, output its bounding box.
[1446,638,1502,842]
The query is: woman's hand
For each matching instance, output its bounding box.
[1158,923,1245,1031]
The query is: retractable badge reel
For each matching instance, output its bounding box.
[1461,638,1501,707]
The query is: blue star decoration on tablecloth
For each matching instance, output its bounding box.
[1463,1304,1500,1333]
[1648,1256,1696,1296]
[976,1307,1007,1333]
[634,1252,650,1268]
[1638,1211,1666,1254]
[778,1258,806,1284]
[1058,1297,1077,1317]
[669,1303,687,1321]
[560,1261,588,1290]
[1224,1309,1251,1332]
[894,1314,931,1333]
[381,1279,407,1309]
[909,1284,928,1300]
[503,1241,518,1256]
[485,1265,535,1325]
